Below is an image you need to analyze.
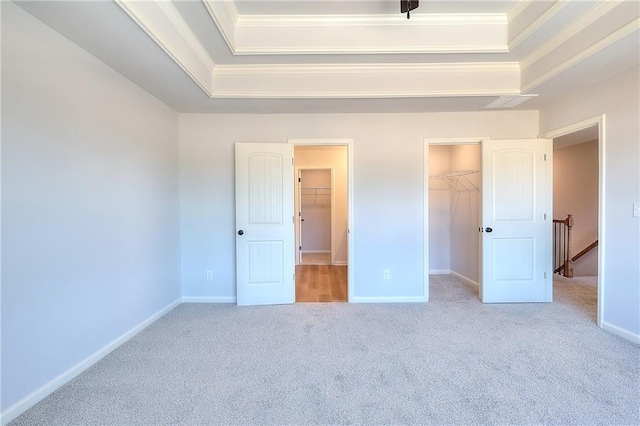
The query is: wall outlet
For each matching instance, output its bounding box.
[206,270,213,281]
[383,269,390,280]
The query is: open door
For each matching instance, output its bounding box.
[235,143,295,306]
[481,139,552,303]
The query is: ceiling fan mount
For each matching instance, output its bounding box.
[401,0,419,19]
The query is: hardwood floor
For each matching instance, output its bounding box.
[295,265,347,302]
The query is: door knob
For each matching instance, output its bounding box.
[238,230,244,236]
[485,227,493,233]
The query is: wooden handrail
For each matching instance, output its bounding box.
[572,240,598,263]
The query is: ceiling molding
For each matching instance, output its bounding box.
[115,0,215,96]
[202,0,238,52]
[214,63,520,75]
[212,63,521,98]
[521,0,624,70]
[521,18,639,93]
[235,13,507,27]
[508,0,569,50]
[232,45,510,55]
[507,0,534,23]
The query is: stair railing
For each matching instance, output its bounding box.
[553,214,574,278]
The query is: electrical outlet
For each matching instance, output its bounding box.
[383,269,390,280]
[206,270,213,281]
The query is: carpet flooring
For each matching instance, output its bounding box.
[10,275,639,425]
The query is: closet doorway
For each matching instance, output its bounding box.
[426,142,481,301]
[292,143,351,303]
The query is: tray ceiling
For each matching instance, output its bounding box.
[15,0,640,113]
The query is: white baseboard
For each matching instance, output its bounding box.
[602,321,640,344]
[333,261,348,266]
[352,296,426,303]
[301,250,330,254]
[429,269,450,275]
[0,298,182,426]
[450,270,479,287]
[181,296,236,303]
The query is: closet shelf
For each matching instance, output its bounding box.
[429,169,479,192]
[301,187,331,204]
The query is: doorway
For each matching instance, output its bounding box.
[545,120,602,325]
[291,141,352,302]
[426,142,481,301]
[424,137,553,303]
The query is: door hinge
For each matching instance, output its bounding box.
[293,216,295,223]
[298,177,301,182]
[543,154,547,161]
[544,213,547,220]
[292,158,294,165]
[544,272,547,279]
[293,273,295,281]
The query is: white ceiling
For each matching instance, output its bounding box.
[15,0,640,113]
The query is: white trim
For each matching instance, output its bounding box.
[236,13,507,27]
[507,0,533,23]
[181,296,236,304]
[429,269,451,275]
[289,139,354,303]
[540,114,606,328]
[522,19,640,93]
[202,0,238,52]
[520,0,624,70]
[424,137,487,303]
[0,298,182,425]
[450,270,479,287]
[352,296,426,304]
[214,62,520,75]
[211,90,522,100]
[601,322,640,345]
[508,0,569,50]
[333,261,348,266]
[114,0,215,97]
[233,45,509,55]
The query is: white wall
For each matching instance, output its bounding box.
[428,145,451,273]
[1,3,181,415]
[449,145,481,283]
[553,140,599,276]
[179,111,538,301]
[294,147,348,264]
[539,65,640,340]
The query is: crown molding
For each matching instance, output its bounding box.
[202,0,238,52]
[236,13,507,27]
[521,0,624,70]
[508,0,569,50]
[232,45,510,55]
[214,62,520,75]
[115,0,215,96]
[507,0,533,23]
[521,18,640,93]
[212,62,521,98]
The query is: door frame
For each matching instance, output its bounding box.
[540,115,605,327]
[289,139,354,303]
[295,167,335,265]
[423,137,487,302]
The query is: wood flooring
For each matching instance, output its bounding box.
[295,265,347,302]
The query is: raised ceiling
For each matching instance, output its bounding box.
[15,0,640,113]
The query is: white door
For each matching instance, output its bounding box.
[481,139,552,303]
[235,143,295,306]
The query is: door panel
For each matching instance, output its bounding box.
[481,139,552,303]
[236,143,294,306]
